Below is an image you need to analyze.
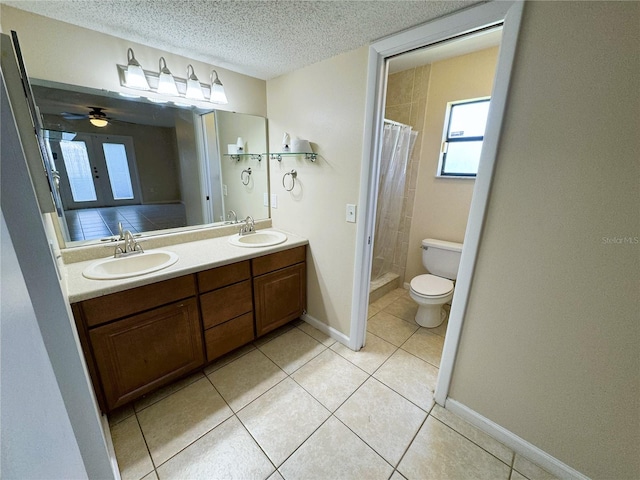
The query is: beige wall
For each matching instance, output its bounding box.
[0,6,267,116]
[267,46,369,336]
[450,2,639,479]
[406,47,498,282]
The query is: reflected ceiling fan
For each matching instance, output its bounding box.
[61,107,112,128]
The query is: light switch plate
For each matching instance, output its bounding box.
[271,193,278,209]
[346,204,356,223]
[223,184,228,196]
[263,192,269,207]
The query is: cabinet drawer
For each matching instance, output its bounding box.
[198,261,250,293]
[205,312,255,362]
[200,280,252,329]
[80,275,197,328]
[89,298,204,411]
[252,246,306,276]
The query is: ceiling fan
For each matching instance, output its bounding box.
[61,107,111,127]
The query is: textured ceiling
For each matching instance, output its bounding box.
[3,0,477,80]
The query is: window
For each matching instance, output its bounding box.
[437,98,490,177]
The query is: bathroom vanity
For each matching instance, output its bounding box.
[67,235,307,413]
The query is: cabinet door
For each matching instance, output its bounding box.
[254,263,306,337]
[90,298,203,410]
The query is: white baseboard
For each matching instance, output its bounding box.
[445,399,590,480]
[301,313,351,348]
[100,414,122,480]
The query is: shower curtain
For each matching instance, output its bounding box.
[371,122,418,282]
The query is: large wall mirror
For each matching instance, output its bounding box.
[31,80,269,247]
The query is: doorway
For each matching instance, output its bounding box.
[47,132,142,209]
[369,28,502,304]
[351,1,524,405]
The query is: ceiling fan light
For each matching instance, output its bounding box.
[157,57,179,96]
[209,70,228,104]
[89,117,108,128]
[89,108,109,127]
[185,64,204,100]
[125,48,150,90]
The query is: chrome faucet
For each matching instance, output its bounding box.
[227,210,238,224]
[114,229,144,257]
[239,216,255,236]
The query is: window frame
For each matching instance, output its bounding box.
[437,96,490,178]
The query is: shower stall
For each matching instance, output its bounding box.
[370,119,418,299]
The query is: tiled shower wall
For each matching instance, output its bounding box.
[382,65,431,285]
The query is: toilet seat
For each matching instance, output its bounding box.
[410,274,454,298]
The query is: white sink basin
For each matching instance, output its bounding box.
[228,230,287,248]
[83,250,178,280]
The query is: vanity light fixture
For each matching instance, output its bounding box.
[118,49,229,106]
[125,48,150,90]
[157,57,179,96]
[209,70,228,104]
[185,65,205,100]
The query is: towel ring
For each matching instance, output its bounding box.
[283,169,297,192]
[241,168,252,185]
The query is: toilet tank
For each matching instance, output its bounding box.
[422,238,463,280]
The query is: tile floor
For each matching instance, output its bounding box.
[65,203,187,241]
[108,289,556,480]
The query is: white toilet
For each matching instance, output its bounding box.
[409,238,463,328]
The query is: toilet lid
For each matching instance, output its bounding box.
[410,274,454,297]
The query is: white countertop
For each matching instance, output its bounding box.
[63,228,308,303]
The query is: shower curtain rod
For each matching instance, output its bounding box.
[383,118,411,128]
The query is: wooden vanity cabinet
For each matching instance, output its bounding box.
[253,246,306,337]
[72,275,203,412]
[72,244,307,413]
[198,261,255,362]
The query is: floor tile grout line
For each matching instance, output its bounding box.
[370,371,436,415]
[221,370,289,416]
[393,403,436,476]
[294,323,337,348]
[133,408,159,475]
[203,344,257,376]
[254,339,328,378]
[334,374,433,467]
[233,411,280,476]
[330,412,397,471]
[388,321,446,370]
[268,413,335,472]
[287,352,371,414]
[142,375,236,472]
[397,340,443,369]
[133,372,206,414]
[149,413,237,473]
[294,360,375,416]
[428,414,515,469]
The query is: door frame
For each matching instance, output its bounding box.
[351,1,524,405]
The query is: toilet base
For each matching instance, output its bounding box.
[414,303,448,328]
